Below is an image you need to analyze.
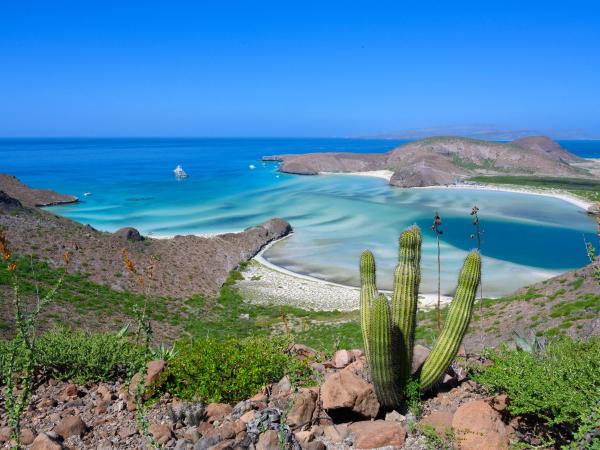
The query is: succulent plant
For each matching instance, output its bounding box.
[359,225,481,409]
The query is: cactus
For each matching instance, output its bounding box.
[359,226,481,408]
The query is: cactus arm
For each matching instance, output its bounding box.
[369,294,403,409]
[359,250,378,358]
[420,251,481,391]
[391,226,422,388]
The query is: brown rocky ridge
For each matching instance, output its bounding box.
[263,136,591,188]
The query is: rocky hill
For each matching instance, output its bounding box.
[0,174,291,299]
[263,136,589,188]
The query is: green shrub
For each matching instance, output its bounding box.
[474,337,600,431]
[33,328,147,383]
[163,336,314,404]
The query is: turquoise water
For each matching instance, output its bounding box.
[1,138,598,297]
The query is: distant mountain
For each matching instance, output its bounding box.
[264,135,590,188]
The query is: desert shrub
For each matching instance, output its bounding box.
[163,336,314,403]
[33,327,147,383]
[474,336,600,433]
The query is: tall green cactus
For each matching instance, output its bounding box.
[359,226,481,409]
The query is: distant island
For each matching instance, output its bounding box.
[264,135,600,190]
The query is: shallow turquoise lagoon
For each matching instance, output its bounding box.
[2,138,598,297]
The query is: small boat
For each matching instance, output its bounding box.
[83,192,92,197]
[249,164,256,170]
[174,165,188,179]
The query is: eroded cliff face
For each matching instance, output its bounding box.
[0,174,292,299]
[263,135,588,188]
[0,174,79,207]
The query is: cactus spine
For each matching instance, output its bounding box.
[360,250,378,359]
[369,294,403,408]
[359,226,481,409]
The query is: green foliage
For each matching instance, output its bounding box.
[33,328,147,383]
[419,423,456,450]
[162,336,314,404]
[359,227,481,409]
[549,294,600,319]
[474,337,600,429]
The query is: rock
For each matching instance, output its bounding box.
[294,430,313,447]
[129,359,166,398]
[218,422,236,440]
[452,400,509,450]
[286,389,317,429]
[385,410,406,423]
[323,424,350,442]
[30,432,65,450]
[113,227,144,241]
[0,427,11,443]
[420,410,454,435]
[194,434,222,450]
[587,203,600,216]
[321,370,380,419]
[332,350,354,368]
[256,430,280,450]
[272,376,292,397]
[305,442,326,450]
[209,440,235,450]
[118,426,138,438]
[59,383,79,401]
[240,410,257,424]
[349,420,406,449]
[54,415,88,439]
[411,345,431,375]
[96,385,113,402]
[149,423,173,445]
[291,344,318,360]
[491,394,509,412]
[20,428,35,445]
[207,403,233,422]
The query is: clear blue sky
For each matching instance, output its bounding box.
[1,1,599,137]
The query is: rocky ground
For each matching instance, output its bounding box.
[0,345,519,450]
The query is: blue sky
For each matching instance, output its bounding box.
[1,1,599,137]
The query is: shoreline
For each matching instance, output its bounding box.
[317,171,593,211]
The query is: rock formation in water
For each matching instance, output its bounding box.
[264,136,590,188]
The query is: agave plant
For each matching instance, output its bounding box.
[360,226,481,409]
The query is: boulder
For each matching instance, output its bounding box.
[54,415,88,439]
[256,430,280,450]
[113,227,144,241]
[452,400,509,450]
[286,389,318,429]
[420,410,454,435]
[321,370,379,419]
[0,427,11,443]
[291,344,318,360]
[129,359,166,399]
[349,420,407,449]
[30,432,65,450]
[149,423,173,445]
[20,428,35,445]
[332,350,354,368]
[411,344,431,375]
[206,403,233,422]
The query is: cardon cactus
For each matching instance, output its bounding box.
[359,225,481,409]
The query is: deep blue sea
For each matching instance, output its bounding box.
[1,138,599,296]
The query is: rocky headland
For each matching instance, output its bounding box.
[0,174,292,300]
[263,136,592,188]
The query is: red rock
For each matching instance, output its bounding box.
[491,394,509,412]
[54,415,88,439]
[332,349,354,368]
[351,349,364,359]
[272,376,292,397]
[323,424,350,442]
[294,430,313,447]
[291,343,318,359]
[20,428,35,445]
[0,427,11,443]
[233,420,246,435]
[198,421,214,435]
[321,370,379,418]
[129,359,166,398]
[286,389,317,429]
[59,383,79,401]
[420,410,454,435]
[256,430,279,450]
[240,410,256,424]
[30,432,65,450]
[349,420,406,449]
[411,345,431,375]
[452,400,509,450]
[209,440,235,450]
[149,423,173,445]
[206,403,233,422]
[118,426,138,438]
[97,385,113,402]
[218,421,237,439]
[37,397,57,410]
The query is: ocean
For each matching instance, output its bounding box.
[1,138,599,297]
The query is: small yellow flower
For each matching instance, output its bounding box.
[7,263,16,272]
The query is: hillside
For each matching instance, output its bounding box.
[263,136,593,188]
